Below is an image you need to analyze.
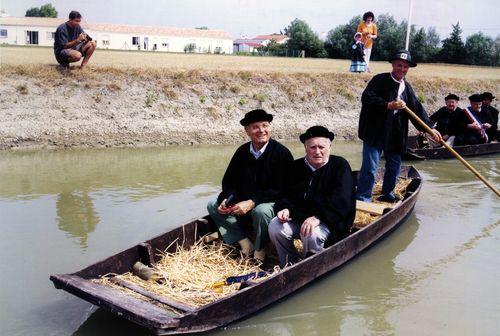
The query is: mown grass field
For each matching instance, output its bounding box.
[1,45,499,80]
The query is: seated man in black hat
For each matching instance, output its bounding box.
[207,109,293,262]
[481,92,498,141]
[356,50,441,203]
[269,126,356,268]
[449,94,495,145]
[424,93,463,147]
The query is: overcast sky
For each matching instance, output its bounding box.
[2,0,499,39]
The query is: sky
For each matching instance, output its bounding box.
[2,0,499,40]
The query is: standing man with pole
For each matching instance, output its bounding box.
[356,50,441,203]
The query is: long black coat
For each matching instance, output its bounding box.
[358,73,433,155]
[430,107,463,136]
[217,138,293,205]
[274,155,356,242]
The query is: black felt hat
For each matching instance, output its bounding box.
[468,94,483,102]
[481,92,495,100]
[445,93,460,101]
[240,109,273,126]
[388,50,417,67]
[299,126,335,143]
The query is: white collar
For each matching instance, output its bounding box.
[304,157,328,172]
[250,141,269,159]
[390,73,404,84]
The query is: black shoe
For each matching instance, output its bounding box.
[376,194,401,203]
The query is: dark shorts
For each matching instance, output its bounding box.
[55,42,85,65]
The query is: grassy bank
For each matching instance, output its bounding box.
[0,46,499,150]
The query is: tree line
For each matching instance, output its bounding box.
[261,15,499,66]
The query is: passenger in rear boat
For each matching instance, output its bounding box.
[207,109,293,263]
[269,126,356,268]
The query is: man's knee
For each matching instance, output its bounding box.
[207,199,219,215]
[68,51,82,62]
[251,203,274,222]
[268,217,283,238]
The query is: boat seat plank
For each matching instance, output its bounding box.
[110,277,197,313]
[50,274,180,329]
[356,200,392,215]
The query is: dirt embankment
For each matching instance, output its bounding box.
[1,64,498,150]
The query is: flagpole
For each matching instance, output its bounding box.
[405,0,413,50]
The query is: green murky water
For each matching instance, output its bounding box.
[0,142,498,336]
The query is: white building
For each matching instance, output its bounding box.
[0,17,233,54]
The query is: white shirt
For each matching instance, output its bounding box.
[250,141,269,159]
[390,73,406,114]
[304,157,329,172]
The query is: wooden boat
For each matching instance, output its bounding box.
[50,166,422,335]
[405,133,500,160]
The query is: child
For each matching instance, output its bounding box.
[349,32,366,73]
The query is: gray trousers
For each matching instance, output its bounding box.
[206,199,274,251]
[268,217,331,267]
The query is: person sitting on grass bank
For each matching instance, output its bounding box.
[269,126,356,268]
[54,11,96,69]
[207,109,293,263]
[356,50,441,203]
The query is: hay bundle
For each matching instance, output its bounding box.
[372,177,412,200]
[99,239,273,307]
[354,177,412,228]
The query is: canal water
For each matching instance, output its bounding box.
[0,142,498,336]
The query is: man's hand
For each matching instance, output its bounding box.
[483,123,492,129]
[300,216,320,237]
[387,99,406,110]
[77,33,86,42]
[231,200,255,216]
[443,134,449,141]
[277,209,291,223]
[217,199,233,215]
[429,129,442,143]
[467,123,482,131]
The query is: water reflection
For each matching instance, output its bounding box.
[56,190,99,248]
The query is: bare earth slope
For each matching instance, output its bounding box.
[1,46,499,149]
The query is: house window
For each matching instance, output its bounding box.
[102,40,110,46]
[132,36,140,45]
[46,32,55,40]
[26,31,39,45]
[0,29,7,38]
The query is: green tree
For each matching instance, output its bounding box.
[284,18,326,58]
[324,15,361,59]
[371,14,406,61]
[464,32,496,66]
[410,27,440,63]
[439,22,465,64]
[494,35,500,66]
[25,3,57,17]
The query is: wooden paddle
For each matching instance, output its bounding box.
[402,106,500,197]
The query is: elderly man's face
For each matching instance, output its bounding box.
[245,121,270,148]
[305,137,331,169]
[391,60,410,81]
[445,99,458,111]
[471,101,482,112]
